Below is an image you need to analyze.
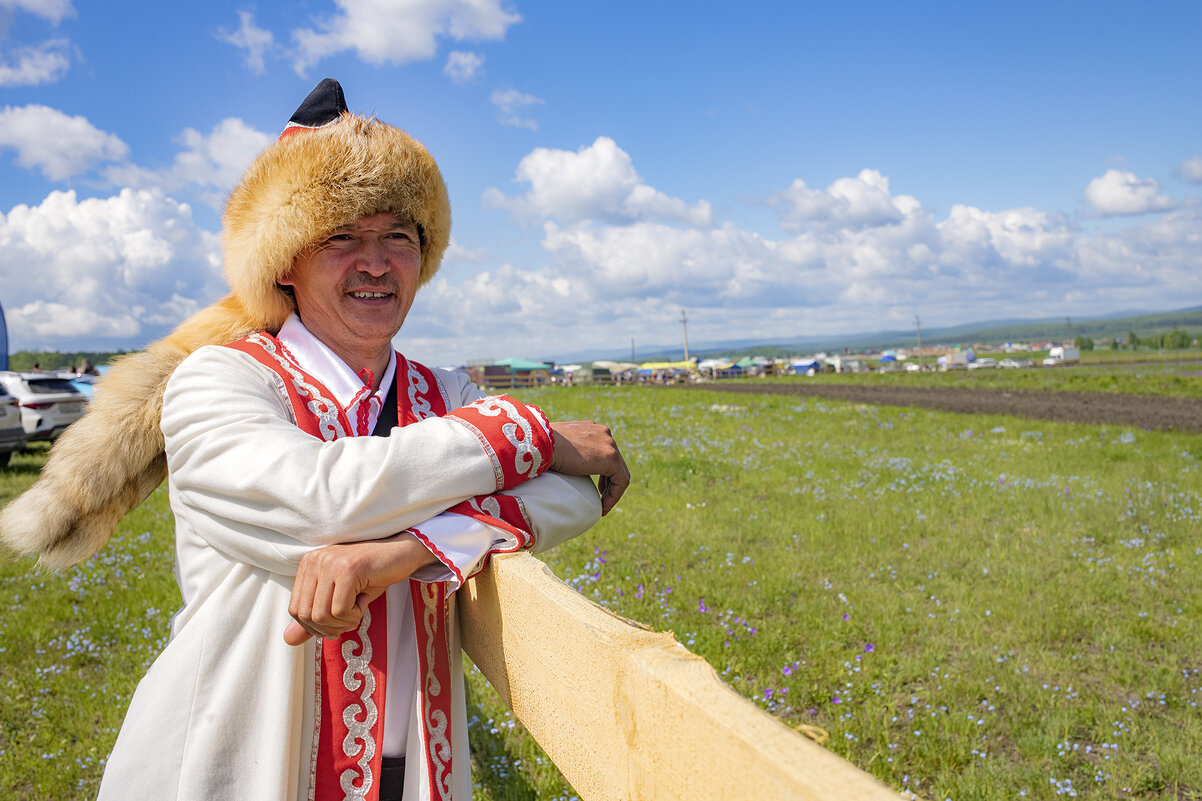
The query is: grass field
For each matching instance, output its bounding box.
[2,382,1201,800]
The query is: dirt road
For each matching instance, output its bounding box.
[674,382,1202,433]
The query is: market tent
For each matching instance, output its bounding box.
[593,360,639,372]
[791,359,821,373]
[698,358,733,370]
[638,360,696,371]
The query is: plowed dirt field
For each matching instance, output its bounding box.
[675,382,1202,433]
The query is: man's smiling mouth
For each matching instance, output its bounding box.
[349,291,391,299]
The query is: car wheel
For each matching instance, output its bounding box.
[0,451,10,469]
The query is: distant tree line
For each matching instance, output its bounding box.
[1108,328,1196,351]
[6,350,129,372]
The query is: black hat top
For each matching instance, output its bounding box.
[281,78,348,139]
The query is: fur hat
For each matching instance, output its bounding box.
[0,80,450,568]
[224,78,450,331]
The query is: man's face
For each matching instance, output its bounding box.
[280,212,422,357]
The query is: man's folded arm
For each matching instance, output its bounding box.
[163,347,554,575]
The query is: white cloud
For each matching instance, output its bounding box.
[443,237,488,264]
[936,205,1075,273]
[218,10,275,75]
[418,159,1202,364]
[291,0,519,74]
[0,189,224,349]
[485,136,712,226]
[0,104,128,180]
[0,38,71,86]
[489,87,544,130]
[541,222,774,302]
[444,50,484,84]
[1071,208,1202,315]
[0,0,75,25]
[771,169,919,230]
[1179,156,1202,185]
[104,118,272,205]
[1084,169,1173,215]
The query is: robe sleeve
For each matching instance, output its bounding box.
[403,369,603,589]
[161,346,554,576]
[439,370,603,562]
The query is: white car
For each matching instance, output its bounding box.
[0,381,28,467]
[998,358,1033,369]
[0,372,88,442]
[967,358,997,370]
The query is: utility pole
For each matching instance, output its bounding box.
[631,336,635,363]
[681,310,690,361]
[915,314,922,368]
[1066,317,1072,344]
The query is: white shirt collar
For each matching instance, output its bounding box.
[276,313,397,409]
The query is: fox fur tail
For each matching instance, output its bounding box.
[0,295,272,570]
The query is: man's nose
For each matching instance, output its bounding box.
[354,239,390,276]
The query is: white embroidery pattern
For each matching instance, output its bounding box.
[472,397,543,478]
[407,358,435,421]
[338,606,377,801]
[420,584,453,799]
[469,495,502,520]
[247,333,348,441]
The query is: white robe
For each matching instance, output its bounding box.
[96,342,601,801]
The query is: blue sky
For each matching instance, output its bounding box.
[1,0,1199,365]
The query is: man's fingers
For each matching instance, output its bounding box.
[284,619,315,646]
[599,455,631,515]
[550,419,630,514]
[328,575,363,622]
[288,566,317,623]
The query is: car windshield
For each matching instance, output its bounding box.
[25,379,80,395]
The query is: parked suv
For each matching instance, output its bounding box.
[0,372,87,442]
[0,381,28,467]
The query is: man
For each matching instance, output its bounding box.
[1,80,627,801]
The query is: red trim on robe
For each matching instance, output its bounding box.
[444,395,554,490]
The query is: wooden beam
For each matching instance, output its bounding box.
[460,552,906,801]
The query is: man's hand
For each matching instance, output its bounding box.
[549,420,630,515]
[283,533,438,645]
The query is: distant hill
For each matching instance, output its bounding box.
[571,306,1202,362]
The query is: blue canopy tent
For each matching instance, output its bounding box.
[791,359,821,374]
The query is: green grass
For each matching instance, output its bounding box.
[4,385,1202,800]
[0,444,179,801]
